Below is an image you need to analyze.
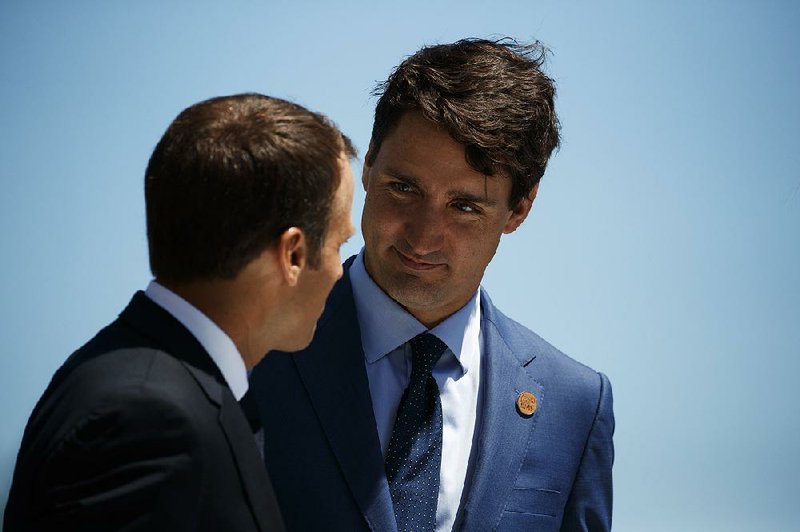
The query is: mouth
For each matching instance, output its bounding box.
[394,247,444,272]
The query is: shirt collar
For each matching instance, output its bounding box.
[144,280,249,400]
[349,249,481,375]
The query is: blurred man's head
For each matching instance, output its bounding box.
[362,39,560,326]
[145,93,356,363]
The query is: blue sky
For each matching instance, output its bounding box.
[1,1,798,529]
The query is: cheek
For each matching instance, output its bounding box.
[452,226,502,263]
[324,253,343,288]
[365,195,406,233]
[326,267,340,290]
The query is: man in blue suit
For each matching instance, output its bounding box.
[251,39,614,531]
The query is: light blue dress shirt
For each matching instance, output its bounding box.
[350,250,482,532]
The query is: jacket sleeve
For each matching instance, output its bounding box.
[560,372,615,531]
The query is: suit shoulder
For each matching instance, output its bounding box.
[29,324,217,447]
[482,297,609,392]
[15,344,222,497]
[58,334,193,398]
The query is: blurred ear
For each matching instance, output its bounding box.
[503,182,538,234]
[277,227,307,286]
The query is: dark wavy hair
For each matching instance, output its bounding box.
[145,93,355,283]
[368,38,560,208]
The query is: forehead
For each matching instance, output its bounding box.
[372,112,512,200]
[330,156,354,228]
[335,155,355,199]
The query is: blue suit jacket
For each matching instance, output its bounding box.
[251,258,614,531]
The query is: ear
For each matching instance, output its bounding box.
[276,227,307,286]
[503,182,538,234]
[361,142,375,191]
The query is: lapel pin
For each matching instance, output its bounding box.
[516,391,537,417]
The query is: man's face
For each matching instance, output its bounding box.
[291,155,356,347]
[361,112,533,327]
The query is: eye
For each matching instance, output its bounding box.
[390,181,413,193]
[453,201,479,214]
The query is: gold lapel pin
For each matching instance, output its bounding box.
[516,391,538,417]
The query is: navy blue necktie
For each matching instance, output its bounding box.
[385,332,448,531]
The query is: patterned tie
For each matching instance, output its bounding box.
[385,332,448,531]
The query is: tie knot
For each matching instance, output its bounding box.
[409,332,447,376]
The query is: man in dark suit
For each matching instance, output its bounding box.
[4,93,356,531]
[251,40,614,531]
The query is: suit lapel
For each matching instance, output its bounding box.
[119,292,284,532]
[291,260,397,532]
[216,388,286,532]
[455,290,544,530]
[180,362,284,532]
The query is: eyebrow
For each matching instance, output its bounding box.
[449,190,498,207]
[383,168,499,207]
[384,169,420,186]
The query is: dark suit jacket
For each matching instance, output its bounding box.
[251,257,614,531]
[4,292,285,532]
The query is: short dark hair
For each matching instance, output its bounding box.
[369,38,560,208]
[145,93,355,283]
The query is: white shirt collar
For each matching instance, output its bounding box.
[349,249,481,375]
[144,280,249,400]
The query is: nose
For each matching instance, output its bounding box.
[402,203,445,256]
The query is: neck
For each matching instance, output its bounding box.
[157,278,270,369]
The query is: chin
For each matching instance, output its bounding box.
[281,325,317,353]
[387,280,446,311]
